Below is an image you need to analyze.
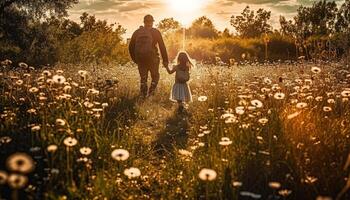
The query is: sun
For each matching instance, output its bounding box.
[167,0,206,13]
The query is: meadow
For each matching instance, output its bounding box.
[0,59,350,200]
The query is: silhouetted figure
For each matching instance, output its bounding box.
[166,52,193,113]
[128,14,169,97]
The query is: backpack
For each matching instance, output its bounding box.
[134,27,155,63]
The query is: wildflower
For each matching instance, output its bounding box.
[232,181,243,187]
[42,70,52,76]
[56,119,66,126]
[15,80,23,86]
[0,170,8,184]
[251,99,263,108]
[47,144,58,153]
[78,70,88,78]
[0,136,12,144]
[84,101,94,108]
[63,85,72,93]
[296,102,308,109]
[18,62,28,68]
[268,181,281,189]
[311,66,321,74]
[225,116,237,124]
[316,196,332,200]
[102,103,109,108]
[31,125,41,131]
[56,69,64,74]
[111,149,129,161]
[304,175,318,184]
[198,96,208,102]
[315,96,323,101]
[263,77,272,84]
[87,88,99,95]
[341,90,350,97]
[278,189,292,197]
[63,137,78,147]
[198,168,217,181]
[6,153,35,174]
[240,191,262,199]
[29,87,39,93]
[258,118,268,125]
[327,99,335,104]
[124,167,141,179]
[52,75,66,84]
[274,92,285,100]
[261,87,271,93]
[80,147,92,155]
[219,137,232,146]
[8,174,28,189]
[178,149,192,157]
[323,106,332,112]
[235,106,245,115]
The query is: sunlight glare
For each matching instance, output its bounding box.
[167,0,206,13]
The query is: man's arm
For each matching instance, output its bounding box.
[156,30,169,65]
[128,31,137,63]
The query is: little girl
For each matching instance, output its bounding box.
[166,51,193,112]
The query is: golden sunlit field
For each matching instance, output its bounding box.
[1,60,350,200]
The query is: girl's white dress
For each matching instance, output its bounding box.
[170,66,193,102]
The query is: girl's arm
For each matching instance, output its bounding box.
[166,65,176,74]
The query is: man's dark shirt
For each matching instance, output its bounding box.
[129,27,169,64]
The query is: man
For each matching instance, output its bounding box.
[129,14,169,97]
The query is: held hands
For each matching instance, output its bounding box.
[163,62,170,74]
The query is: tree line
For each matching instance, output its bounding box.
[0,0,349,66]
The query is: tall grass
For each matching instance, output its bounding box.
[0,60,349,199]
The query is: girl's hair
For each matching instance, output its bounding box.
[176,51,194,69]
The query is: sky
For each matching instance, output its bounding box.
[68,0,345,39]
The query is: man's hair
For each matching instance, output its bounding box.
[144,14,154,22]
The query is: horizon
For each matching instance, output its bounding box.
[68,0,346,39]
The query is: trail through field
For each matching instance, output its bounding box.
[129,96,191,160]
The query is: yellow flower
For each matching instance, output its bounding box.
[268,181,281,189]
[29,87,39,93]
[56,119,66,126]
[219,137,232,146]
[0,170,8,184]
[197,96,208,102]
[6,153,35,174]
[18,62,28,68]
[8,174,28,189]
[198,168,217,181]
[80,147,92,156]
[251,99,263,108]
[296,102,308,109]
[63,137,78,147]
[274,92,285,100]
[47,144,58,153]
[52,75,66,84]
[311,66,321,74]
[124,167,141,179]
[323,106,332,112]
[111,149,129,161]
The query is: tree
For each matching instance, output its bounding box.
[157,18,181,35]
[335,0,350,33]
[188,16,219,39]
[0,0,78,19]
[221,28,232,38]
[230,6,272,38]
[292,0,338,39]
[279,16,297,37]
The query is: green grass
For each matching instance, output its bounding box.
[0,61,350,199]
